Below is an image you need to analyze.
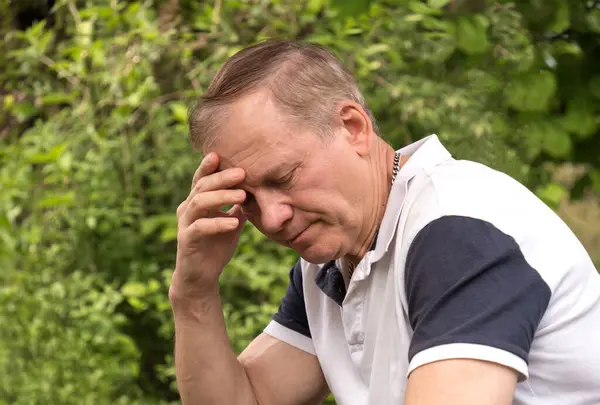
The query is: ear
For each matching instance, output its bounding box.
[337,100,373,156]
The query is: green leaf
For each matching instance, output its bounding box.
[561,97,599,139]
[3,94,14,109]
[331,0,371,17]
[127,296,148,311]
[404,14,424,22]
[170,102,189,123]
[38,191,75,208]
[27,143,68,164]
[141,214,177,236]
[42,93,76,105]
[307,0,328,14]
[504,70,557,112]
[536,182,568,210]
[10,102,38,122]
[38,31,54,54]
[552,40,583,57]
[542,124,572,158]
[548,0,570,34]
[122,282,146,298]
[160,227,178,242]
[586,9,600,33]
[427,0,449,8]
[409,1,441,15]
[454,16,489,55]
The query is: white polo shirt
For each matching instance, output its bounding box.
[263,135,600,405]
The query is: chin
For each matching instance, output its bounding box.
[296,244,339,265]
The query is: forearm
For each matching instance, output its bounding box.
[172,288,257,405]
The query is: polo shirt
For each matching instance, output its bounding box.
[263,135,600,405]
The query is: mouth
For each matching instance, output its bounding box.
[288,225,310,245]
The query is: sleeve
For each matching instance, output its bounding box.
[404,215,551,381]
[263,260,315,355]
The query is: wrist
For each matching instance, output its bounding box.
[169,272,221,309]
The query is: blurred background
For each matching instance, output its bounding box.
[1,0,599,404]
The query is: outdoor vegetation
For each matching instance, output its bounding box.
[1,0,599,404]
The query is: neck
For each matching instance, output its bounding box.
[346,140,400,266]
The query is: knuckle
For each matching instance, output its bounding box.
[189,193,204,209]
[194,176,208,191]
[176,201,187,217]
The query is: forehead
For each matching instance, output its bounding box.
[206,91,312,171]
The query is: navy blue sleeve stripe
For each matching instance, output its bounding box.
[405,215,551,364]
[272,260,311,338]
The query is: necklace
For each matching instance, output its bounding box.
[391,150,401,186]
[348,151,402,280]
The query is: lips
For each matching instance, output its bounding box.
[288,225,310,245]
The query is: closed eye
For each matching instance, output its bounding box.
[274,172,293,184]
[272,167,298,187]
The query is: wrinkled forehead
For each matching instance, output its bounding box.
[205,91,309,169]
[211,134,291,170]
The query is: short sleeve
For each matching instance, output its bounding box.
[264,260,315,355]
[404,215,551,380]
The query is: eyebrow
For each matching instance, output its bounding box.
[244,161,293,186]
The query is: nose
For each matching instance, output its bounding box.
[244,189,293,235]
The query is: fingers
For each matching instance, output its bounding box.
[227,204,247,222]
[191,167,245,196]
[191,152,219,191]
[191,153,245,193]
[181,217,241,241]
[180,189,246,227]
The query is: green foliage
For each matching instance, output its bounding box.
[0,0,599,404]
[0,270,163,405]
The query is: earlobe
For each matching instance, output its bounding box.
[338,102,372,156]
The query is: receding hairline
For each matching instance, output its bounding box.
[200,87,334,154]
[188,39,377,151]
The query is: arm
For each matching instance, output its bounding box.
[404,359,517,405]
[171,288,255,405]
[403,215,552,405]
[171,288,329,405]
[239,333,329,405]
[172,153,328,405]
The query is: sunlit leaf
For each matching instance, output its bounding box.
[454,15,489,55]
[170,102,189,123]
[548,0,570,34]
[122,282,146,298]
[427,0,449,9]
[42,93,77,105]
[536,182,568,210]
[27,143,68,163]
[586,9,600,33]
[38,191,75,208]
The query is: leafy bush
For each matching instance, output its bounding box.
[0,0,598,404]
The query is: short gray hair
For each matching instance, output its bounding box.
[188,39,377,150]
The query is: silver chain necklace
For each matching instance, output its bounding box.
[348,151,402,280]
[391,150,401,186]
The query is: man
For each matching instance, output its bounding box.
[169,39,600,405]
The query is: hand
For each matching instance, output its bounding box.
[170,152,247,299]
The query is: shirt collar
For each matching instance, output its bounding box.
[312,134,452,306]
[369,134,452,263]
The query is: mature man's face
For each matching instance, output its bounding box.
[205,89,372,264]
